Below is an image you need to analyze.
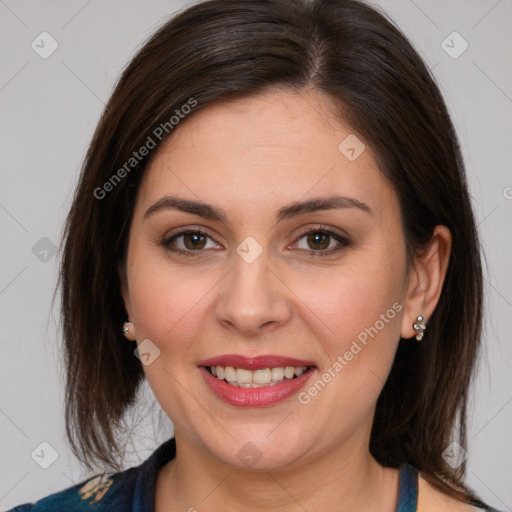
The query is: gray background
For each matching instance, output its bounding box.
[0,0,511,510]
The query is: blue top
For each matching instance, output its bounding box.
[6,437,504,511]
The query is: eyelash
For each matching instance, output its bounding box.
[161,226,350,258]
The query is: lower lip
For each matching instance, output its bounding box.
[199,366,316,407]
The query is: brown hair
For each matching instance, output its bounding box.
[60,0,486,506]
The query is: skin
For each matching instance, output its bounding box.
[120,88,474,511]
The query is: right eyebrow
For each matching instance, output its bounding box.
[144,196,227,222]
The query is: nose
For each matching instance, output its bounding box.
[214,248,292,336]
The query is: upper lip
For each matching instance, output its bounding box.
[198,354,316,370]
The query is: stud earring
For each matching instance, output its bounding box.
[413,315,426,341]
[122,321,135,340]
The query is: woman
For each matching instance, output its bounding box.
[8,0,505,510]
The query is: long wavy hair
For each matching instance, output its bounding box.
[59,0,485,505]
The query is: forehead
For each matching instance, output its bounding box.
[136,89,397,222]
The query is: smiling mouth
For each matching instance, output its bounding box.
[205,365,313,388]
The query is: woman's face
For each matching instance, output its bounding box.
[122,89,415,470]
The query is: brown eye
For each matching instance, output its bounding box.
[306,232,331,250]
[162,229,221,257]
[182,232,207,250]
[293,228,350,257]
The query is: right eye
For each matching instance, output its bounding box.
[161,229,222,257]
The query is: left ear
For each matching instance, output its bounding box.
[401,225,452,339]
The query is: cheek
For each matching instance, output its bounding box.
[287,254,405,387]
[294,277,403,424]
[126,260,214,416]
[294,253,404,336]
[127,256,217,350]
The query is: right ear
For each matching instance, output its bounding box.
[118,259,132,320]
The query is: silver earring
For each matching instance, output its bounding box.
[123,321,133,337]
[413,315,426,341]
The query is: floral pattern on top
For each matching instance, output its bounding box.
[77,474,114,505]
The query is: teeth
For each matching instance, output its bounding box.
[236,368,253,384]
[209,365,309,387]
[284,367,295,379]
[253,368,271,384]
[271,367,284,380]
[224,366,237,382]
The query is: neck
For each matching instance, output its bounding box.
[156,430,400,512]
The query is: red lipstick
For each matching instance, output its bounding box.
[198,354,317,407]
[198,354,316,370]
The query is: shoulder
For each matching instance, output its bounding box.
[4,468,137,511]
[417,473,504,512]
[5,437,176,512]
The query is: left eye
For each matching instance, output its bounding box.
[292,229,349,255]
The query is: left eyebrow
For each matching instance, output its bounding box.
[276,195,372,222]
[143,194,372,222]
